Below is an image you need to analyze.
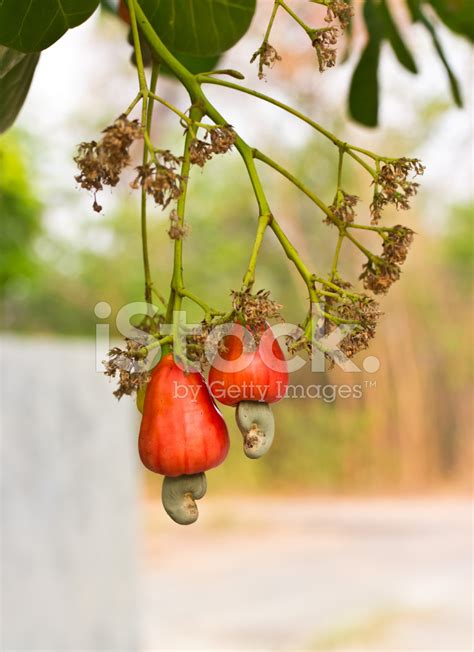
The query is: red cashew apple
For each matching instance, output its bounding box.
[118,0,131,25]
[208,323,289,459]
[139,353,230,476]
[208,323,289,406]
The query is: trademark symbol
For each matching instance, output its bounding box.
[364,380,377,389]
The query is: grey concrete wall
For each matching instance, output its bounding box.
[1,336,139,651]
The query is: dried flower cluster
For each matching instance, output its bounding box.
[186,321,226,369]
[370,158,425,224]
[329,191,359,224]
[232,289,282,334]
[74,115,142,212]
[312,28,338,72]
[332,295,381,359]
[188,125,236,167]
[360,225,415,294]
[382,225,415,264]
[104,339,150,399]
[250,42,282,80]
[167,209,189,240]
[324,0,353,30]
[131,150,184,208]
[360,259,400,294]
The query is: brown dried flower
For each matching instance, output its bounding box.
[250,42,282,80]
[104,339,150,399]
[312,27,338,72]
[360,259,401,294]
[322,290,381,359]
[371,158,425,224]
[231,288,282,334]
[337,296,381,358]
[209,126,236,154]
[189,125,236,167]
[286,329,313,356]
[131,150,183,209]
[329,191,359,224]
[382,225,415,264]
[74,115,142,212]
[324,0,353,30]
[189,138,213,167]
[167,209,189,240]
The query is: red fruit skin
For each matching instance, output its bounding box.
[139,354,229,477]
[208,324,289,406]
[118,0,131,24]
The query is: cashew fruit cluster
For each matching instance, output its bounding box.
[138,325,288,525]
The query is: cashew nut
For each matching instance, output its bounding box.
[235,400,275,459]
[161,472,207,525]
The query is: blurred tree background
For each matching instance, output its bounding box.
[0,2,472,495]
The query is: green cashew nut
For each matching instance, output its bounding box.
[235,401,275,459]
[161,473,207,525]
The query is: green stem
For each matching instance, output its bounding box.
[253,148,377,261]
[178,289,223,317]
[313,276,359,299]
[277,0,314,35]
[124,92,142,116]
[253,148,339,224]
[130,3,349,315]
[128,0,148,97]
[148,93,217,132]
[133,1,200,98]
[330,232,344,280]
[140,63,160,304]
[242,213,272,289]
[197,76,377,176]
[198,75,341,143]
[171,105,204,311]
[148,92,192,123]
[137,334,173,358]
[263,0,280,43]
[336,146,345,190]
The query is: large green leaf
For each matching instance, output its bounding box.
[161,51,221,76]
[138,0,256,57]
[349,0,383,127]
[427,0,474,41]
[0,0,100,53]
[420,12,463,106]
[0,45,26,77]
[380,0,418,73]
[408,1,463,106]
[0,47,40,133]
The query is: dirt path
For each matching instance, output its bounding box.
[141,497,472,651]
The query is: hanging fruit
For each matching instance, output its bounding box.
[139,353,229,524]
[208,323,288,458]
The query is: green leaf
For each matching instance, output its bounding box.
[160,52,221,76]
[349,0,383,127]
[0,0,100,53]
[0,48,40,133]
[138,0,256,57]
[100,0,119,14]
[0,45,26,77]
[427,0,474,41]
[418,9,463,106]
[380,0,418,73]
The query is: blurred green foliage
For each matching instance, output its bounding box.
[0,134,41,290]
[441,203,474,288]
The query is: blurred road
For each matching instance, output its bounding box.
[141,497,472,651]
